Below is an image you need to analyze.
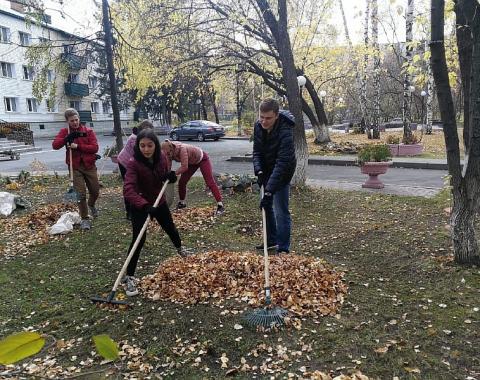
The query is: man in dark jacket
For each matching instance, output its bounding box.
[253,98,296,254]
[52,108,100,230]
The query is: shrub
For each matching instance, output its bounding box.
[385,135,401,144]
[402,133,419,144]
[358,144,392,164]
[103,145,119,157]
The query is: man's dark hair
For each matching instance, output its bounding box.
[259,98,279,114]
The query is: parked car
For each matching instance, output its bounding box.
[169,120,225,142]
[382,117,404,129]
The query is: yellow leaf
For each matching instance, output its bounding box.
[0,331,45,365]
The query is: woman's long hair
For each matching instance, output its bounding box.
[133,128,161,168]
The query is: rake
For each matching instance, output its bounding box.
[63,125,80,203]
[91,179,170,306]
[244,187,288,328]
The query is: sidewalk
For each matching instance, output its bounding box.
[228,153,453,170]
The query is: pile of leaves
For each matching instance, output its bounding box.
[140,250,347,317]
[0,203,76,258]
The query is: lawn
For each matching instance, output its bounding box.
[307,130,465,159]
[0,174,479,379]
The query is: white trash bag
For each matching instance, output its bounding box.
[0,192,16,216]
[47,211,82,235]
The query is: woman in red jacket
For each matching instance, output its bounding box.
[52,108,100,230]
[123,129,187,296]
[160,140,224,215]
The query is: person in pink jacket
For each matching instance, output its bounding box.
[160,140,224,215]
[117,119,153,220]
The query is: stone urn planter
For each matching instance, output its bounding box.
[360,161,392,189]
[358,144,393,189]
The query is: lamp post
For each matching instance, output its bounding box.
[319,90,326,105]
[297,75,306,100]
[195,98,201,120]
[420,90,427,130]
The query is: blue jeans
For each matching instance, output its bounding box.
[264,184,291,252]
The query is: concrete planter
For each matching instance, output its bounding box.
[360,161,392,189]
[387,143,423,157]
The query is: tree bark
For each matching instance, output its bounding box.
[425,40,434,134]
[403,0,415,143]
[257,0,307,185]
[304,75,330,144]
[361,0,371,131]
[102,0,123,151]
[371,0,380,139]
[431,0,480,264]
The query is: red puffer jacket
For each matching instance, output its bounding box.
[123,151,169,210]
[52,125,99,169]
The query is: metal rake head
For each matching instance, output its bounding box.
[244,307,288,328]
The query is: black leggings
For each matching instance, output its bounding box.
[118,163,130,213]
[126,203,181,276]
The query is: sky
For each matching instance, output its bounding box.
[0,0,411,44]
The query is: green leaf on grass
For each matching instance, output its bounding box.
[93,334,119,361]
[0,331,45,365]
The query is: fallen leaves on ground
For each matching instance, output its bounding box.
[0,203,76,258]
[140,250,347,317]
[173,207,216,230]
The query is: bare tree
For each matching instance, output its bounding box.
[403,0,415,143]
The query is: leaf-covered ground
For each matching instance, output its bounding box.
[0,175,479,379]
[308,130,464,159]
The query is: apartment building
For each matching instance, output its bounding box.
[0,1,133,137]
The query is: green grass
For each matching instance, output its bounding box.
[0,175,479,379]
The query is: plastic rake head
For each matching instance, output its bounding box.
[63,187,80,203]
[244,307,288,328]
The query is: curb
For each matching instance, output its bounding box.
[227,155,451,170]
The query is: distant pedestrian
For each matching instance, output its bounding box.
[160,140,225,215]
[117,120,153,219]
[252,98,296,254]
[52,108,100,230]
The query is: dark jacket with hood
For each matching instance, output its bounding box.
[252,110,296,193]
[123,143,169,210]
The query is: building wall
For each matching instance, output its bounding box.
[0,9,134,138]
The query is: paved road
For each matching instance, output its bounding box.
[0,136,447,197]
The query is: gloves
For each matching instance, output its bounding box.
[145,205,159,218]
[259,192,273,210]
[64,131,85,144]
[256,171,265,186]
[164,171,177,184]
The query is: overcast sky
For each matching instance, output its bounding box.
[0,0,409,44]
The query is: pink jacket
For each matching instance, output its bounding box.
[167,142,203,175]
[117,134,136,167]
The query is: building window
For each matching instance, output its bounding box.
[90,102,99,113]
[0,62,14,78]
[46,99,56,112]
[26,98,38,112]
[38,37,49,44]
[102,101,110,114]
[22,65,34,80]
[0,26,10,43]
[39,124,45,130]
[19,32,31,46]
[67,73,79,83]
[4,97,17,112]
[88,76,97,89]
[69,101,81,110]
[47,69,53,83]
[63,44,74,54]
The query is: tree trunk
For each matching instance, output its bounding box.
[304,76,330,144]
[361,0,371,130]
[257,0,307,185]
[403,0,415,142]
[371,0,380,139]
[425,39,434,134]
[236,70,242,136]
[210,90,220,124]
[102,0,123,151]
[431,0,480,264]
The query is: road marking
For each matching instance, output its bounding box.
[20,149,55,156]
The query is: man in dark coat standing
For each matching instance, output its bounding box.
[253,98,296,254]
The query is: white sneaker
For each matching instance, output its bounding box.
[123,275,139,297]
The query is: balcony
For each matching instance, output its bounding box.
[61,53,87,70]
[64,83,89,97]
